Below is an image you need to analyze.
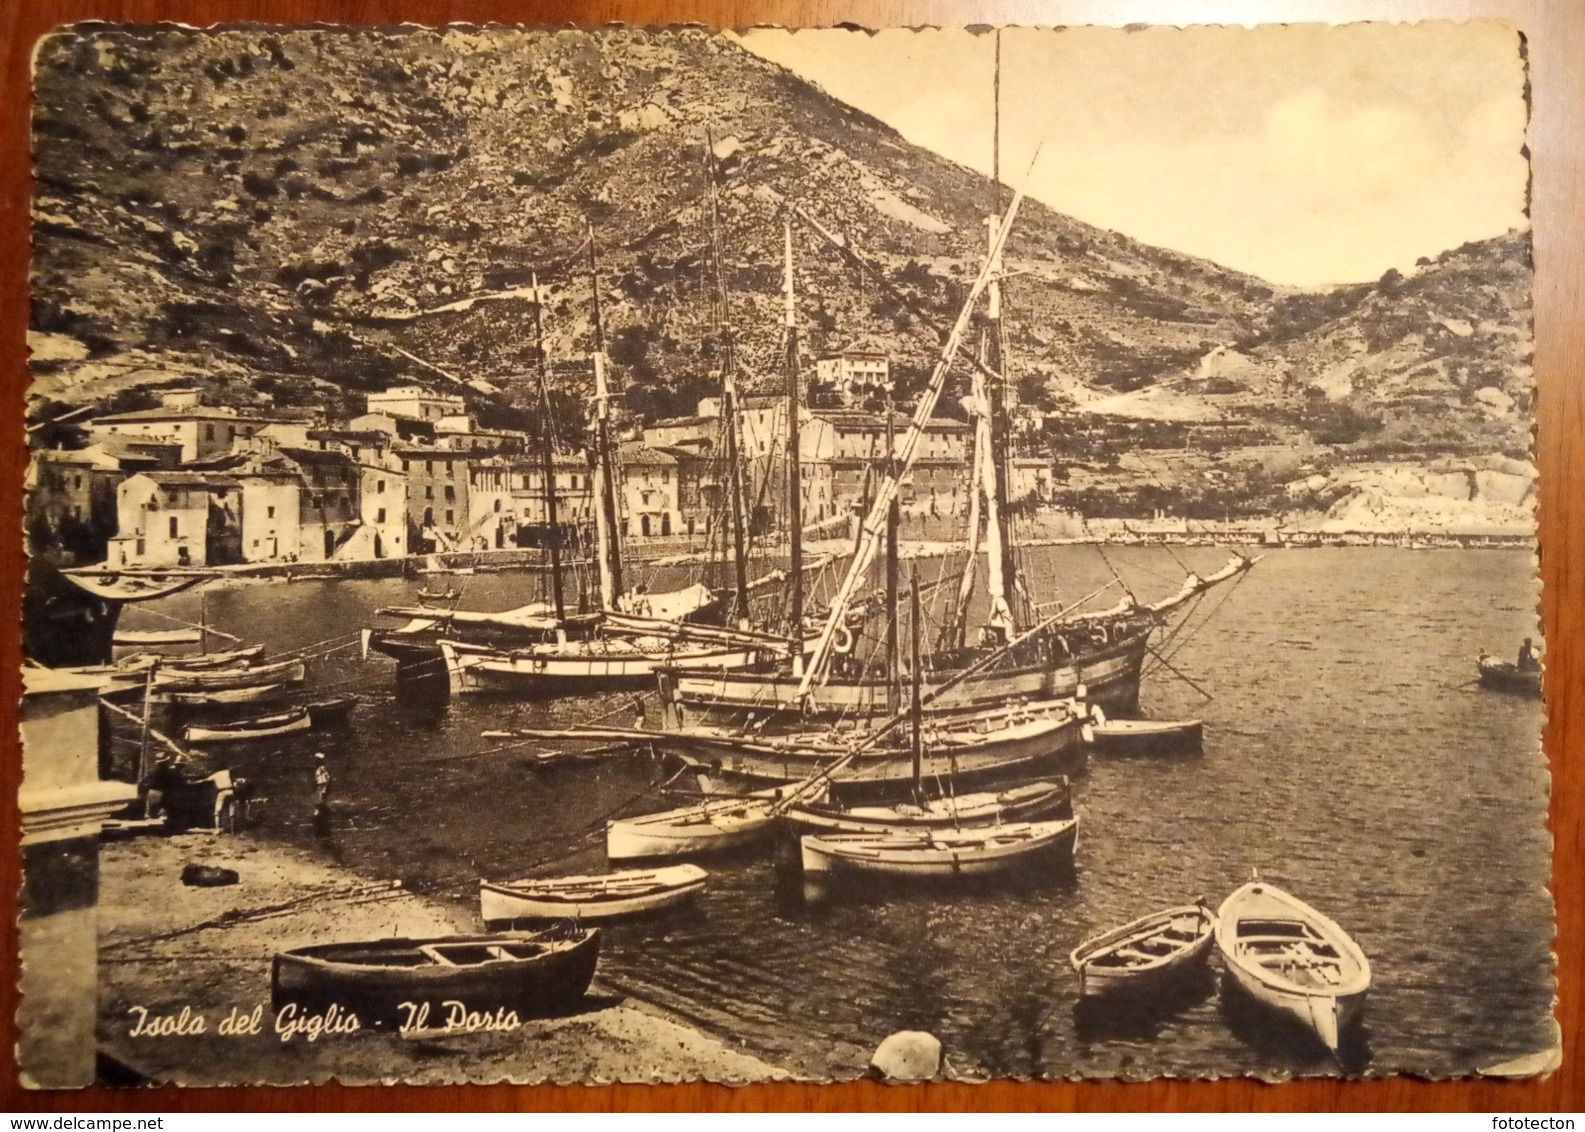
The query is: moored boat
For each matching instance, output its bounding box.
[480,864,708,924]
[184,707,312,744]
[162,683,286,708]
[1215,880,1371,1054]
[1087,715,1203,753]
[153,659,305,692]
[1477,652,1542,697]
[112,628,203,648]
[439,635,773,697]
[305,696,359,727]
[154,645,267,670]
[607,784,823,861]
[799,817,1078,879]
[1070,903,1216,996]
[785,780,1070,835]
[271,927,601,1026]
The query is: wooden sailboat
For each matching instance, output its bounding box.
[784,779,1069,835]
[1215,880,1371,1054]
[152,658,305,691]
[1069,903,1216,996]
[606,783,825,861]
[479,864,708,924]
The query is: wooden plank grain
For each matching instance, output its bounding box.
[1,0,1579,1113]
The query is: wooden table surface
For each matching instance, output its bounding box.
[2,0,1579,1112]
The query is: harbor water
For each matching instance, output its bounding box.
[121,545,1553,1080]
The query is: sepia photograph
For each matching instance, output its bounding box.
[16,20,1552,1089]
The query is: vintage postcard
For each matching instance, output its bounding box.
[17,21,1552,1088]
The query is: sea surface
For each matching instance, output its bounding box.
[117,546,1554,1080]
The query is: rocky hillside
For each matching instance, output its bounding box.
[1074,231,1534,460]
[29,24,1275,427]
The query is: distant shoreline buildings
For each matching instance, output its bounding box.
[27,347,1057,570]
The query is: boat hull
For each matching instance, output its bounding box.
[607,800,780,861]
[1215,881,1371,1053]
[441,639,770,698]
[184,709,312,744]
[1478,656,1542,698]
[153,660,305,691]
[785,780,1070,835]
[1089,718,1203,753]
[1070,904,1216,997]
[800,818,1078,879]
[668,627,1148,720]
[479,865,707,923]
[271,929,600,1027]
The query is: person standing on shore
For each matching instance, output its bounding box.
[313,753,331,805]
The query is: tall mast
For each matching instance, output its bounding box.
[783,216,805,658]
[707,131,751,627]
[909,562,923,792]
[885,410,900,714]
[532,272,565,621]
[587,222,624,609]
[983,29,1019,637]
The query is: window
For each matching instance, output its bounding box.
[426,461,433,474]
[424,486,434,500]
[205,425,215,441]
[265,505,276,520]
[73,475,83,490]
[376,507,386,524]
[445,510,454,524]
[444,485,455,503]
[445,461,453,476]
[168,516,179,538]
[402,461,410,472]
[376,480,385,494]
[493,498,501,512]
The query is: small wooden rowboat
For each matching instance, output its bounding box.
[785,780,1070,836]
[1087,714,1203,752]
[800,818,1079,880]
[480,864,708,924]
[607,799,780,861]
[1477,654,1542,698]
[305,696,358,727]
[272,927,600,1026]
[154,659,305,692]
[163,683,285,708]
[184,707,312,744]
[1070,903,1216,996]
[157,645,267,670]
[113,628,203,648]
[417,587,461,603]
[1215,880,1371,1054]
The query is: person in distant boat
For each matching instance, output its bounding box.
[1517,637,1541,672]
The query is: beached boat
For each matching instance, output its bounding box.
[1477,653,1542,697]
[1215,880,1371,1053]
[799,818,1078,880]
[1070,903,1216,996]
[183,707,312,744]
[162,683,286,708]
[271,927,601,1025]
[305,696,358,727]
[479,864,708,924]
[112,628,202,648]
[784,780,1069,835]
[1087,716,1203,753]
[153,659,305,692]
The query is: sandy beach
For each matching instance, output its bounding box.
[95,832,788,1086]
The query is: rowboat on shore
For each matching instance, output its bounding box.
[184,707,312,744]
[1087,715,1203,753]
[1215,880,1371,1054]
[480,864,708,924]
[1477,653,1542,698]
[799,817,1078,880]
[784,780,1070,836]
[153,659,305,692]
[271,927,601,1026]
[1070,903,1216,996]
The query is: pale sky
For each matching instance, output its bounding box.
[737,23,1529,287]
